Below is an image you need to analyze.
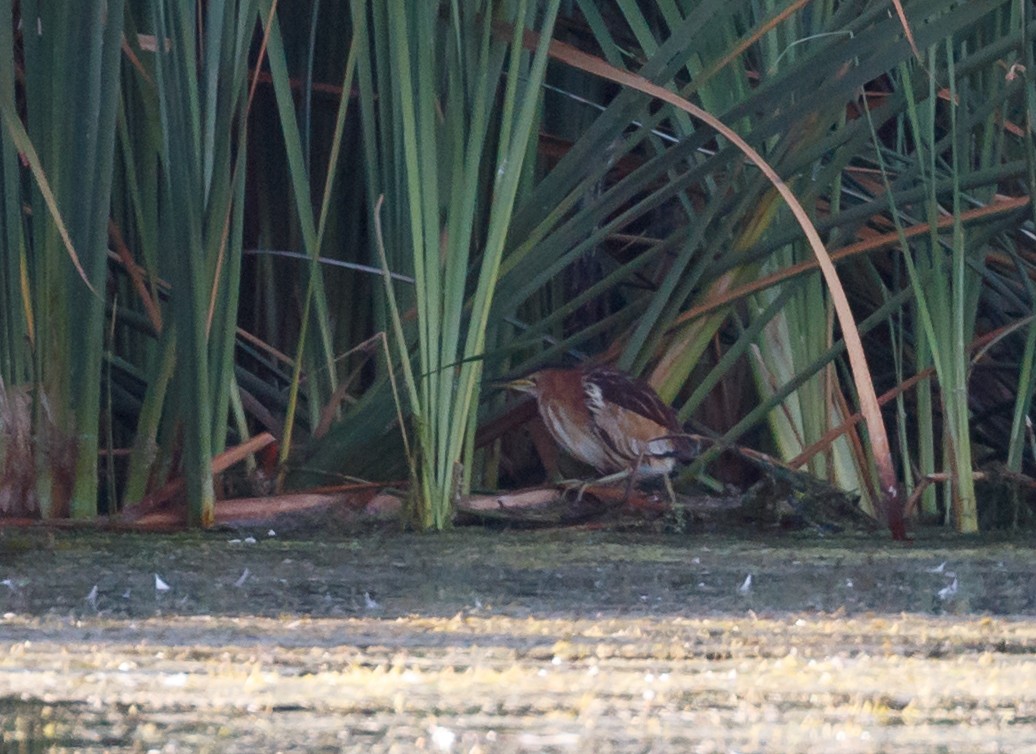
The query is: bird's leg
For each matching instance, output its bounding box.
[589,469,633,486]
[622,453,645,503]
[662,474,677,505]
[623,452,678,507]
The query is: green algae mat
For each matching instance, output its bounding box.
[0,527,1034,752]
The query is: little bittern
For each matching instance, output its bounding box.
[505,366,694,497]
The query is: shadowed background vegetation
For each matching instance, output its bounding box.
[1,0,1035,533]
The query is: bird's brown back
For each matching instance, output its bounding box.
[582,367,696,467]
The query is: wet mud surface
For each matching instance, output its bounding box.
[0,526,1034,752]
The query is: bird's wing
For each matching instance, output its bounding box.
[582,368,695,462]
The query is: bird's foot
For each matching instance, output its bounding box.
[555,476,639,508]
[556,478,593,503]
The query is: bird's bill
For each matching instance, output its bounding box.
[495,376,537,395]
